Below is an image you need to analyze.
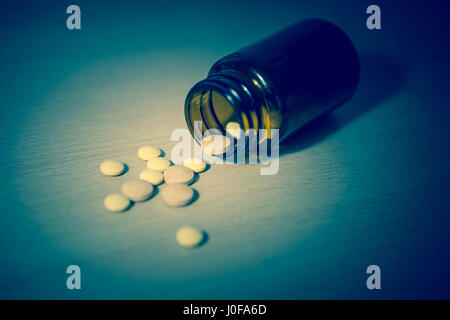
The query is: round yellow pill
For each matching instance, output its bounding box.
[176,226,205,248]
[139,169,164,185]
[147,157,171,171]
[138,146,161,160]
[104,193,130,212]
[183,157,207,173]
[100,160,125,176]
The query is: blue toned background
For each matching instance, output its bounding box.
[1,0,449,299]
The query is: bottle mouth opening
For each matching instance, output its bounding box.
[184,80,258,146]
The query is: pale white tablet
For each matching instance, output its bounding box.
[120,180,154,202]
[163,165,194,185]
[161,184,194,207]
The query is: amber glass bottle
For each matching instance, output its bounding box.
[185,18,360,145]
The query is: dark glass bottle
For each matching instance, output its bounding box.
[185,18,360,145]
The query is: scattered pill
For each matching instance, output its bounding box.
[138,146,161,160]
[139,169,164,185]
[161,184,194,207]
[202,134,231,155]
[104,193,130,212]
[147,157,171,171]
[100,160,125,176]
[183,157,207,173]
[163,165,194,185]
[176,226,205,248]
[226,121,242,139]
[120,180,154,202]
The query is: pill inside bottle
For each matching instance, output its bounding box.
[201,134,231,155]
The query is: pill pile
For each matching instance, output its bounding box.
[100,146,207,248]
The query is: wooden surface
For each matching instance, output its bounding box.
[1,0,449,299]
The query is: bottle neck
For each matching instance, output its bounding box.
[184,68,275,145]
